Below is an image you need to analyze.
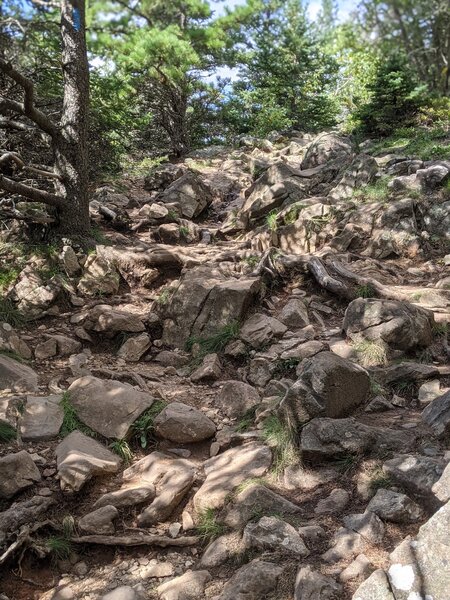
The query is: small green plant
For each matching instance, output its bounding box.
[62,515,76,538]
[369,378,385,397]
[0,421,16,443]
[391,379,416,396]
[196,508,225,540]
[355,283,376,299]
[283,205,303,225]
[242,255,259,269]
[167,209,179,220]
[266,209,279,232]
[432,322,448,337]
[352,177,390,203]
[0,298,25,327]
[110,439,133,462]
[369,468,392,493]
[235,477,267,495]
[179,225,190,237]
[90,226,110,245]
[262,414,298,476]
[60,392,95,438]
[155,288,172,306]
[132,400,167,449]
[273,357,299,377]
[46,535,72,560]
[235,406,258,433]
[186,322,240,360]
[353,338,388,367]
[29,242,59,260]
[0,267,20,291]
[0,349,24,362]
[332,453,359,473]
[416,348,434,364]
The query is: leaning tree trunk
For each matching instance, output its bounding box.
[54,0,90,237]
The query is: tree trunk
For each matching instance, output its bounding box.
[54,0,90,237]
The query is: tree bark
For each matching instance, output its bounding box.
[53,0,90,236]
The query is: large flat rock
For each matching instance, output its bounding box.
[193,442,272,513]
[122,452,195,526]
[55,430,121,492]
[0,450,41,498]
[19,394,63,441]
[68,376,155,439]
[0,355,38,392]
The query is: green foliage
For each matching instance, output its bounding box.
[221,0,339,137]
[266,210,279,232]
[355,54,427,136]
[46,536,72,560]
[273,358,300,377]
[369,378,385,397]
[179,225,190,237]
[242,255,259,269]
[62,515,76,539]
[352,177,390,203]
[332,453,359,473]
[368,467,392,493]
[60,392,95,438]
[132,400,167,449]
[433,322,448,337]
[0,299,25,328]
[109,439,133,462]
[155,288,173,306]
[0,421,17,443]
[196,508,225,540]
[370,126,450,162]
[355,284,376,299]
[261,414,298,475]
[90,226,110,245]
[186,322,240,358]
[0,267,20,292]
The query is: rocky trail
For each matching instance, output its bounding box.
[1,131,450,600]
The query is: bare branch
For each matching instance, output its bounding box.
[0,152,61,180]
[0,116,33,131]
[0,59,58,137]
[0,174,64,206]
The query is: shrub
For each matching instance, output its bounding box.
[355,54,426,136]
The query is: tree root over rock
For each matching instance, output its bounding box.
[252,247,414,302]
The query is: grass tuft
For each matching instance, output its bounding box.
[196,508,225,541]
[369,468,392,493]
[352,176,390,203]
[60,391,95,438]
[46,535,72,560]
[132,400,167,449]
[0,267,20,292]
[109,438,133,462]
[332,453,360,473]
[432,322,448,337]
[262,414,298,476]
[235,406,258,433]
[266,209,279,232]
[186,322,240,360]
[0,298,25,328]
[0,420,17,443]
[353,338,388,367]
[355,283,376,298]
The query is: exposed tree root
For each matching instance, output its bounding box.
[71,534,200,547]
